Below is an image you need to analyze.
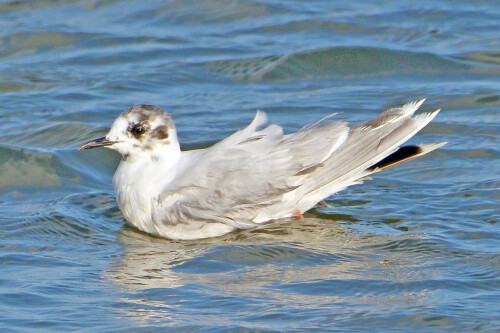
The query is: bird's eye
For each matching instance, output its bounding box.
[131,125,145,137]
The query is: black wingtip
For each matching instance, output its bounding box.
[366,145,422,172]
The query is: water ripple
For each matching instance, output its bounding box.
[205,46,475,82]
[0,0,499,331]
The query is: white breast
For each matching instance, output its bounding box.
[112,152,180,235]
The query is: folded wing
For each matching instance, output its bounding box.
[154,100,445,229]
[154,110,348,228]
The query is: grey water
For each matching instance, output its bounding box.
[1,0,499,332]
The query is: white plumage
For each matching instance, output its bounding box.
[80,100,445,240]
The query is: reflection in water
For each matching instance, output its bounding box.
[107,217,439,326]
[109,218,348,289]
[106,228,204,290]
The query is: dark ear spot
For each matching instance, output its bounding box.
[151,125,169,140]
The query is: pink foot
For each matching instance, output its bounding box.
[292,210,303,220]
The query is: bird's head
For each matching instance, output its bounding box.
[80,104,180,160]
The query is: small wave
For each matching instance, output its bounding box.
[0,144,115,191]
[205,46,470,82]
[456,51,500,67]
[174,244,350,274]
[0,121,123,190]
[2,123,107,150]
[3,192,119,242]
[436,94,500,111]
[0,146,62,188]
[0,31,83,61]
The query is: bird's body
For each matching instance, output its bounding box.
[81,100,445,240]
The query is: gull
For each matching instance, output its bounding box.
[80,100,445,240]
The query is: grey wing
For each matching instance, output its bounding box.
[155,99,445,229]
[154,110,349,228]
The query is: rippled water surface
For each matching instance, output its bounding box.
[1,1,499,331]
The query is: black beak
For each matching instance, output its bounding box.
[79,136,116,150]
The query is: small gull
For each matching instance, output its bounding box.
[80,100,446,240]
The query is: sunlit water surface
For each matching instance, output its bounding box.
[0,0,499,332]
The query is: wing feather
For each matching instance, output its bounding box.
[153,100,443,228]
[154,111,348,227]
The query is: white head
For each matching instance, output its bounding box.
[80,105,180,161]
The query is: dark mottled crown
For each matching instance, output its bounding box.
[121,104,176,145]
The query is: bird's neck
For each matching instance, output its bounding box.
[114,146,181,193]
[112,147,182,232]
[113,146,180,201]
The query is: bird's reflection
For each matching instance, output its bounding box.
[107,217,352,289]
[105,213,423,291]
[106,215,437,325]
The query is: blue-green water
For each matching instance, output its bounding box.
[1,1,499,331]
